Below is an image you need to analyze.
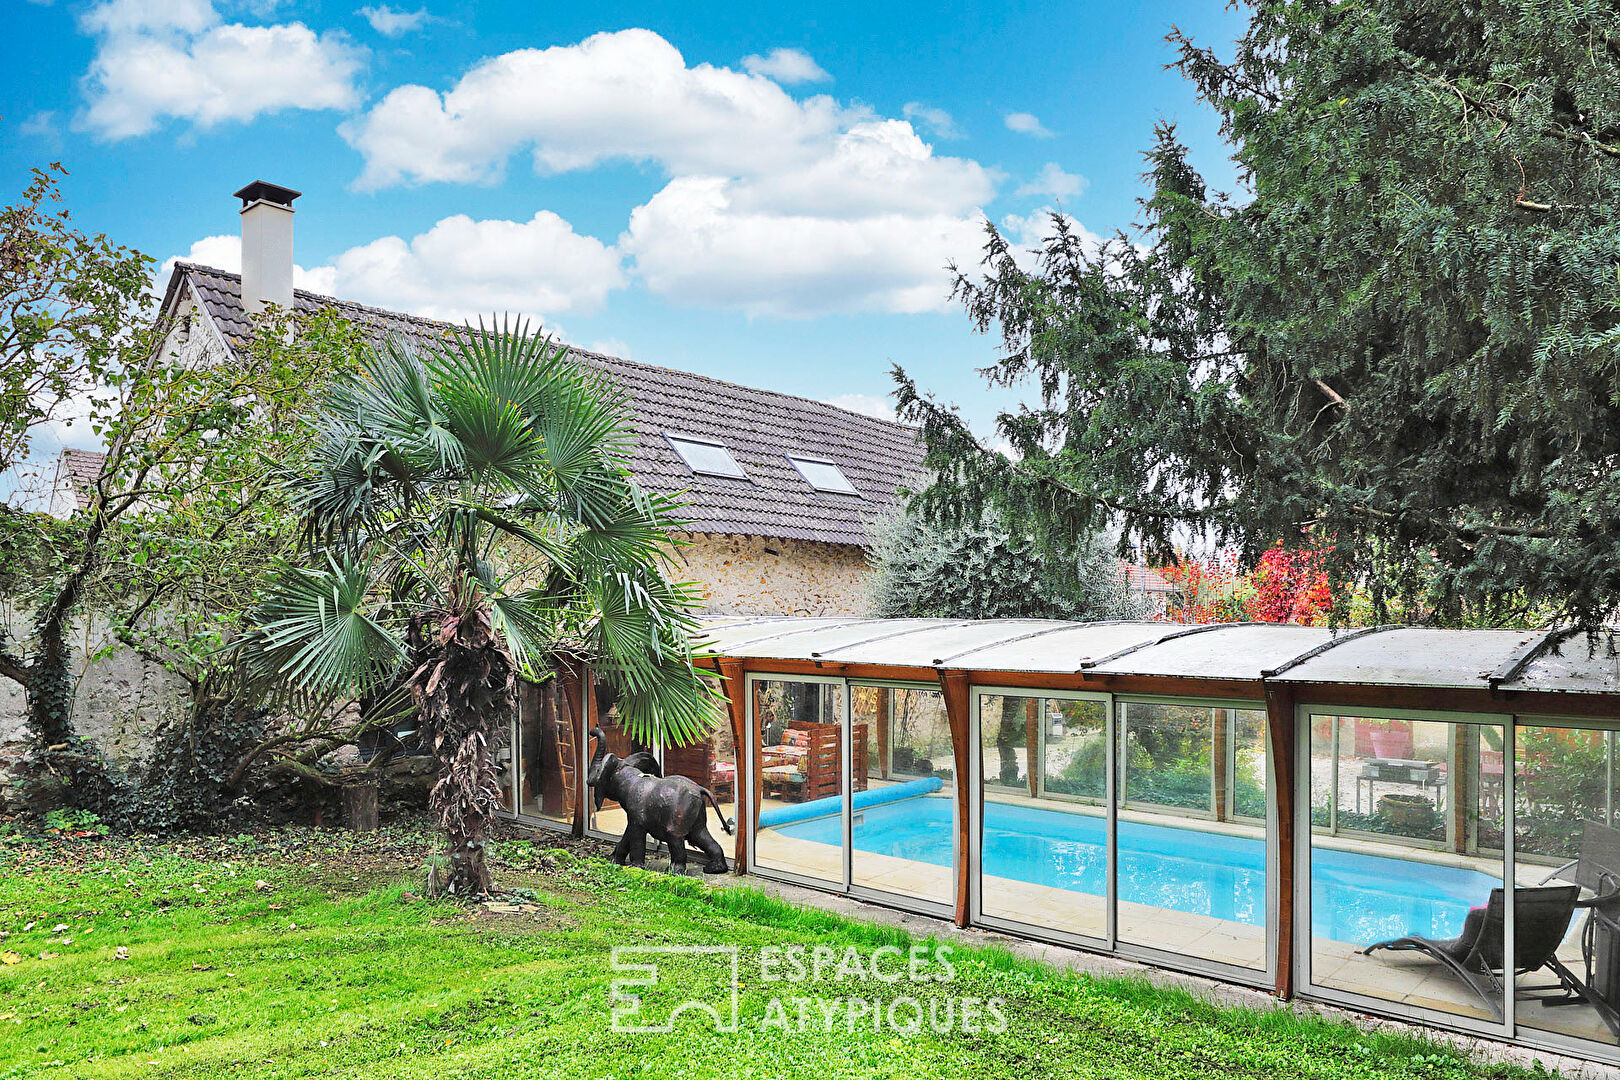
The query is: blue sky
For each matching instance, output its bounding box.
[4,0,1245,448]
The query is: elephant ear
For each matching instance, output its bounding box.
[591,755,619,811]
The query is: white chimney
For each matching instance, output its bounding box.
[234,180,300,315]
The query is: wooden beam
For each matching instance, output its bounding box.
[1264,682,1297,999]
[876,687,892,780]
[938,669,973,929]
[717,657,750,874]
[1024,698,1040,796]
[556,657,588,839]
[1213,707,1229,822]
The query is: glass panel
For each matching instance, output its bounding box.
[1230,709,1269,822]
[589,679,656,838]
[1115,704,1269,971]
[1308,714,1505,1026]
[849,686,953,906]
[1040,699,1106,802]
[1118,702,1214,815]
[667,436,748,478]
[662,674,738,856]
[752,679,845,885]
[978,693,1107,941]
[1514,722,1620,1048]
[516,678,578,825]
[789,457,859,494]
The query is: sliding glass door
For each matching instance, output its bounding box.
[749,674,846,887]
[745,675,956,914]
[970,688,1273,982]
[849,685,955,909]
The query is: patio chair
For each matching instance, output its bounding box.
[1540,819,1620,900]
[1360,885,1586,1022]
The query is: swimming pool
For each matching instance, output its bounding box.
[770,795,1500,945]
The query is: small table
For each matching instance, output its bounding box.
[1356,758,1446,815]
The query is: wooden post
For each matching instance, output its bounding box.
[1264,683,1297,999]
[938,669,973,928]
[557,657,588,838]
[342,782,379,832]
[1024,697,1040,796]
[876,687,892,779]
[1451,725,1470,854]
[717,658,750,874]
[1213,707,1229,822]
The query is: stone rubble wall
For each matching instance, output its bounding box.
[670,532,873,617]
[1,612,192,806]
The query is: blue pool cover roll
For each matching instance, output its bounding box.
[757,776,944,828]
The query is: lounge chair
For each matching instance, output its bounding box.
[1538,820,1620,1038]
[1541,819,1620,899]
[1361,885,1586,1021]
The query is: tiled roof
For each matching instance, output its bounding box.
[166,264,924,547]
[1121,562,1177,593]
[57,448,106,510]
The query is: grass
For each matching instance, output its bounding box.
[0,825,1559,1080]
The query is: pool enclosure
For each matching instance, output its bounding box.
[502,617,1620,1064]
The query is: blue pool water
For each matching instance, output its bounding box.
[772,796,1499,945]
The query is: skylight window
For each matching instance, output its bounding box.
[788,456,861,495]
[666,435,749,479]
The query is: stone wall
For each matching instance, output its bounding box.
[1,613,192,804]
[671,532,873,616]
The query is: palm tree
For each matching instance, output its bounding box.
[244,320,721,896]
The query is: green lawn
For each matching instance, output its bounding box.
[0,826,1550,1080]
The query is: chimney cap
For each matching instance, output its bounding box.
[233,180,301,209]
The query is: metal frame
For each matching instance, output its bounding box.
[845,678,955,920]
[743,670,848,893]
[969,685,1116,954]
[968,683,1276,989]
[742,671,955,919]
[1294,702,1516,1043]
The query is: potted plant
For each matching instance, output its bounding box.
[1364,718,1412,760]
[1378,792,1436,831]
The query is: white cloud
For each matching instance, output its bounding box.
[1016,162,1087,201]
[344,28,996,316]
[19,111,60,143]
[325,211,623,322]
[823,393,895,421]
[740,46,829,84]
[902,102,960,139]
[166,211,624,326]
[342,29,849,189]
[77,0,364,139]
[357,5,429,37]
[621,176,984,318]
[1004,111,1053,138]
[586,338,632,360]
[161,234,337,293]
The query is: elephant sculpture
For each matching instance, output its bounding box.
[587,726,734,874]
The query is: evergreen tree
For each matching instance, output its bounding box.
[869,512,1150,621]
[895,0,1620,627]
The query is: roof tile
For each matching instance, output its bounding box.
[172,264,925,546]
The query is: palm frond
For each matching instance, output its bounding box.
[243,553,407,697]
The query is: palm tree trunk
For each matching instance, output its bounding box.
[409,595,514,897]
